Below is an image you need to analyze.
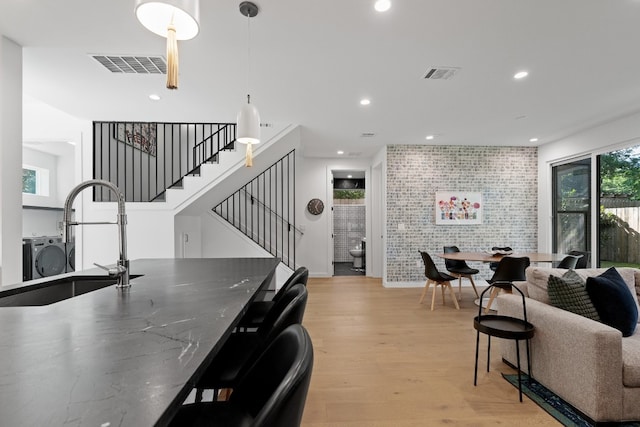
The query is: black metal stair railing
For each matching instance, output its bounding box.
[93,121,236,202]
[213,150,301,269]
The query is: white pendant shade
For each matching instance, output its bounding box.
[135,0,200,40]
[236,101,261,144]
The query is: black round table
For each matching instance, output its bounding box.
[473,291,535,402]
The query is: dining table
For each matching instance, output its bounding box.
[438,251,566,264]
[437,251,565,311]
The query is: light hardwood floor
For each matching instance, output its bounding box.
[301,276,560,426]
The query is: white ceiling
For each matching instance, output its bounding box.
[3,0,640,158]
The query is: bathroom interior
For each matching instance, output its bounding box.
[332,170,366,276]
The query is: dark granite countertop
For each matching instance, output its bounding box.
[0,257,279,426]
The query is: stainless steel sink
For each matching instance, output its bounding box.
[0,275,142,307]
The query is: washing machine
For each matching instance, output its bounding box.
[24,236,73,280]
[66,242,76,272]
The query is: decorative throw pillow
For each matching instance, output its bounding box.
[547,270,600,321]
[586,267,639,337]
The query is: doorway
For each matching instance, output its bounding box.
[332,170,366,276]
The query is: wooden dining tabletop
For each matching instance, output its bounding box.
[438,251,565,263]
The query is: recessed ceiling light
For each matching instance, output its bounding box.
[514,71,529,80]
[149,94,161,101]
[529,137,539,142]
[374,0,391,12]
[425,135,435,140]
[347,175,353,178]
[337,150,344,155]
[360,98,371,106]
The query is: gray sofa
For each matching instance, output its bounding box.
[498,267,640,423]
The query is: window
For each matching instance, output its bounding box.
[552,158,591,261]
[22,165,50,196]
[598,145,640,268]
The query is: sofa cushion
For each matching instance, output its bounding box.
[622,334,640,387]
[586,268,639,337]
[527,267,571,304]
[547,270,600,321]
[527,267,640,318]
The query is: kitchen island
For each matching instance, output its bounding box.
[0,257,279,426]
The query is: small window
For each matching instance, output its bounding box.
[22,165,49,196]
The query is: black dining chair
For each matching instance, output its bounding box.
[443,246,480,300]
[556,254,582,269]
[237,266,309,331]
[194,283,308,402]
[489,246,513,271]
[568,250,590,269]
[172,324,314,427]
[484,256,530,313]
[418,251,460,310]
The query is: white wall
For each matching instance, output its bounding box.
[0,36,23,286]
[537,111,640,257]
[78,197,177,269]
[199,212,293,288]
[201,212,273,258]
[23,94,85,144]
[56,145,75,204]
[22,209,62,237]
[175,215,202,258]
[370,147,386,278]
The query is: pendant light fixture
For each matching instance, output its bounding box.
[135,0,200,89]
[236,1,260,167]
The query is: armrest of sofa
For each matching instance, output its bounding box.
[497,293,624,421]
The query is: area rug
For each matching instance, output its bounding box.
[502,373,640,426]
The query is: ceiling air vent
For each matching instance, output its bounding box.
[360,132,375,138]
[423,66,460,80]
[91,55,167,74]
[348,152,363,157]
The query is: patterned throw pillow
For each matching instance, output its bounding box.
[548,269,600,321]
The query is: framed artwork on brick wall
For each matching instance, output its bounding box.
[435,191,482,225]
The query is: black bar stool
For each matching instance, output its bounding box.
[473,282,535,402]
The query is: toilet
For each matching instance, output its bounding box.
[350,246,364,269]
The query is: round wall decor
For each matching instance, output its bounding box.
[307,198,324,215]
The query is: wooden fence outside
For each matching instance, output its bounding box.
[601,207,640,263]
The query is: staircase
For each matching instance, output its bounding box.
[213,150,300,269]
[89,121,300,267]
[93,121,236,203]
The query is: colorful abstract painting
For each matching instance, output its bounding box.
[435,191,482,225]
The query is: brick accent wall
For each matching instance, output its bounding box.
[386,145,538,284]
